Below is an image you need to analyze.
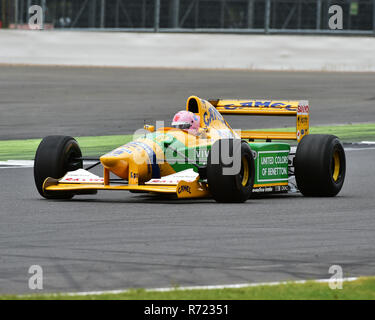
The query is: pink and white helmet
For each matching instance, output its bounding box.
[171,110,200,134]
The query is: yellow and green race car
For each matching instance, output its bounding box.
[34,96,346,203]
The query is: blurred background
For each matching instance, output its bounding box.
[0,0,374,33]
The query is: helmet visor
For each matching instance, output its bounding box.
[171,122,191,130]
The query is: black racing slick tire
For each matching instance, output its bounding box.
[34,135,83,199]
[207,139,255,203]
[294,134,346,197]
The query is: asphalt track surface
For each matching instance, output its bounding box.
[0,66,374,294]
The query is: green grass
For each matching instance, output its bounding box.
[1,277,374,300]
[0,134,134,161]
[0,123,374,161]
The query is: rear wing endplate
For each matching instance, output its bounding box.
[209,99,309,142]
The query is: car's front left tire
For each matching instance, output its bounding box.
[207,139,255,203]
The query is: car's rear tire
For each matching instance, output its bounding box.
[294,134,346,197]
[34,135,83,199]
[207,139,255,203]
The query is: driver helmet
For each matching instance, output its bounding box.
[171,110,200,135]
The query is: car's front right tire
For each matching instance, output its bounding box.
[34,135,83,199]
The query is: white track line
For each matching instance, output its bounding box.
[1,142,374,169]
[345,147,375,151]
[52,277,359,297]
[0,160,34,168]
[0,160,97,169]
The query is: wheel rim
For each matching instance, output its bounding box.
[240,156,250,187]
[332,150,341,182]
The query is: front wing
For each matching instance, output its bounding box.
[43,169,210,199]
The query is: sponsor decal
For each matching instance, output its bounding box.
[253,185,289,193]
[224,101,295,111]
[148,179,164,183]
[178,185,191,194]
[203,106,227,126]
[105,146,133,157]
[145,169,198,185]
[63,177,103,183]
[260,155,288,165]
[130,172,138,179]
[297,116,309,125]
[297,104,309,115]
[252,187,274,193]
[59,169,104,184]
[128,141,161,178]
[257,150,290,183]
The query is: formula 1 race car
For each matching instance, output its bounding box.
[34,96,346,203]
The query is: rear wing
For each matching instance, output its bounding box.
[209,99,309,142]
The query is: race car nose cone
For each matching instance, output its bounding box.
[100,155,129,179]
[100,155,118,168]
